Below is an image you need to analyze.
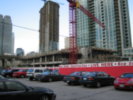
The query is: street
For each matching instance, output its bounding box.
[16,78,133,100]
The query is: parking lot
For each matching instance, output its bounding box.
[17,78,133,100]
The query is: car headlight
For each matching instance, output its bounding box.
[127,80,133,84]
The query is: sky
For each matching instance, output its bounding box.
[0,0,133,54]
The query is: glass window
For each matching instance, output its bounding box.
[6,81,26,91]
[42,71,51,75]
[121,73,133,78]
[52,70,59,75]
[97,72,105,76]
[84,72,96,77]
[35,69,43,73]
[27,69,33,73]
[70,72,81,76]
[103,72,109,77]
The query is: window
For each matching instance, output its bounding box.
[71,72,81,76]
[97,72,105,76]
[0,82,5,92]
[121,73,133,78]
[27,69,34,73]
[6,81,26,91]
[35,69,43,73]
[52,70,59,75]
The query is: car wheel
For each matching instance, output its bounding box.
[40,95,49,100]
[29,77,33,81]
[83,84,87,87]
[114,87,119,90]
[48,78,52,82]
[67,82,72,85]
[96,82,101,88]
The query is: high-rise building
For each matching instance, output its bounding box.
[0,15,14,55]
[39,1,59,53]
[11,32,14,54]
[0,14,3,55]
[16,48,24,56]
[76,0,132,56]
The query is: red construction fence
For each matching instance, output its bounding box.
[58,61,133,78]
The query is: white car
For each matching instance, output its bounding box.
[26,68,46,81]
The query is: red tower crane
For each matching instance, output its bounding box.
[67,0,105,64]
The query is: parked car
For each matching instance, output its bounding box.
[114,73,133,90]
[13,69,28,78]
[63,71,87,85]
[80,71,115,88]
[0,79,56,100]
[1,69,20,78]
[36,69,64,82]
[27,68,46,81]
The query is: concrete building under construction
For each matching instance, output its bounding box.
[16,47,126,67]
[39,1,59,53]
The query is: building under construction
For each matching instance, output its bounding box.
[76,0,132,57]
[17,47,126,67]
[39,1,59,53]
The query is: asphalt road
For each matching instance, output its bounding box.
[17,78,133,100]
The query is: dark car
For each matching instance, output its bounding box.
[36,69,64,82]
[80,71,115,88]
[0,79,56,100]
[1,69,19,78]
[63,71,87,85]
[114,73,133,90]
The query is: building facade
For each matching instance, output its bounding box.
[16,48,24,56]
[0,15,14,55]
[0,15,3,55]
[39,1,59,53]
[65,37,70,49]
[76,0,131,56]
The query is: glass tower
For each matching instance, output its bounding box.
[76,0,131,56]
[0,15,14,55]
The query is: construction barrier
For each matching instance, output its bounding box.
[59,61,133,77]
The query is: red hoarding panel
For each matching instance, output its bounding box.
[59,66,133,78]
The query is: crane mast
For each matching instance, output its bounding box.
[67,0,105,64]
[68,0,77,64]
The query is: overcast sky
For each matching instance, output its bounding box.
[0,0,133,54]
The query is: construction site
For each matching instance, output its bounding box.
[0,0,132,69]
[0,47,126,68]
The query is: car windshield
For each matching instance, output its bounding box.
[18,69,26,72]
[2,70,7,72]
[42,71,51,75]
[70,72,81,75]
[83,72,96,77]
[120,73,133,78]
[27,69,34,73]
[7,70,12,72]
